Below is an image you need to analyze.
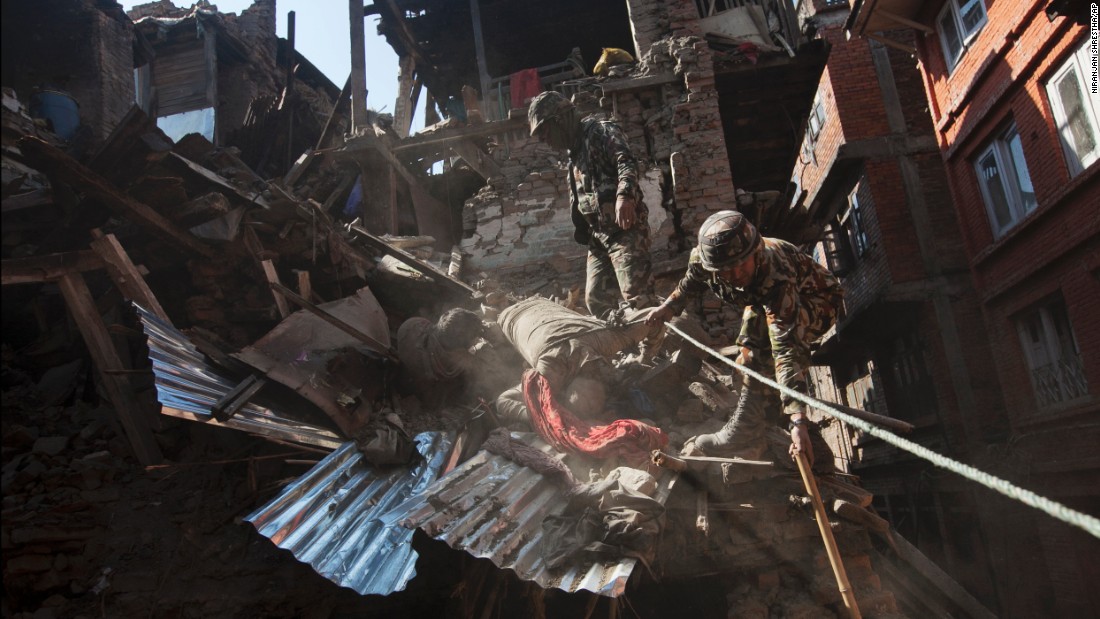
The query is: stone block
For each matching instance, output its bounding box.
[32,437,69,457]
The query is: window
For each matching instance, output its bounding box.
[974,121,1036,237]
[1016,297,1088,409]
[808,97,827,141]
[937,0,987,70]
[845,183,869,257]
[1046,39,1100,176]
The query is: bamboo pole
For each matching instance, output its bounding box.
[795,452,862,619]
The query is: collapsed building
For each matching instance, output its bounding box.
[2,0,1088,617]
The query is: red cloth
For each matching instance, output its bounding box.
[510,68,541,109]
[521,370,668,465]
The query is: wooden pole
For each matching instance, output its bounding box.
[58,272,163,466]
[795,452,861,618]
[348,0,368,132]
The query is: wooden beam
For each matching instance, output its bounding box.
[393,55,417,139]
[2,188,53,213]
[89,231,172,324]
[349,224,476,297]
[2,250,105,285]
[166,152,270,208]
[269,281,396,359]
[388,116,525,155]
[866,33,916,55]
[18,138,217,258]
[876,9,934,34]
[468,0,491,107]
[348,0,369,132]
[57,272,163,465]
[448,138,502,181]
[296,269,312,303]
[261,259,291,318]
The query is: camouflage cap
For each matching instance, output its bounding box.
[697,210,760,271]
[527,91,574,136]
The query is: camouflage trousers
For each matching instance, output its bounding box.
[585,224,656,320]
[737,290,841,417]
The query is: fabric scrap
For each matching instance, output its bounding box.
[521,370,667,465]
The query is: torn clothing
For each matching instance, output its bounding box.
[666,238,843,416]
[522,370,667,466]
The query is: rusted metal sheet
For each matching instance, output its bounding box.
[383,434,675,597]
[135,304,343,449]
[233,286,391,439]
[245,432,455,596]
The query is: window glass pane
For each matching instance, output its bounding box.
[1055,69,1098,167]
[938,9,962,65]
[977,151,1012,229]
[958,0,986,36]
[1005,131,1036,213]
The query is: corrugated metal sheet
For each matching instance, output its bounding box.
[383,434,675,598]
[245,432,455,596]
[135,304,343,449]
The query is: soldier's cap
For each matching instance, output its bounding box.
[698,210,760,271]
[527,91,574,136]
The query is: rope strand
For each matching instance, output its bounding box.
[664,322,1100,540]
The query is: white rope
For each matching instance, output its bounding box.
[665,322,1100,540]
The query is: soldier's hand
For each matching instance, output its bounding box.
[789,424,814,467]
[615,195,637,229]
[645,304,675,326]
[735,346,753,366]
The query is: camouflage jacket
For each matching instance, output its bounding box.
[667,238,844,411]
[568,117,645,240]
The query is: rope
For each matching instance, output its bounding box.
[664,322,1100,540]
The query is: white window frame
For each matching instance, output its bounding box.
[1015,298,1088,409]
[974,121,1037,238]
[937,0,987,71]
[1046,39,1100,177]
[845,183,869,257]
[808,97,827,141]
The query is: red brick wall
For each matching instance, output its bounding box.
[910,3,1100,615]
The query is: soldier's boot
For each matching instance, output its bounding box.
[682,375,769,460]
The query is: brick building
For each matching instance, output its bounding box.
[847,0,1100,616]
[790,0,1009,609]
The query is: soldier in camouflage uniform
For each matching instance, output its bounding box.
[527,91,655,320]
[647,211,844,465]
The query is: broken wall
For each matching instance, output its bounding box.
[1,0,136,148]
[460,0,739,343]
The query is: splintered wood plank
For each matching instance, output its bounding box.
[17,137,216,259]
[261,259,290,318]
[89,232,172,324]
[57,272,163,466]
[1,250,104,285]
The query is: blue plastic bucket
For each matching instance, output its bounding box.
[30,90,80,141]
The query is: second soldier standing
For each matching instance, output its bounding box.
[527,91,656,319]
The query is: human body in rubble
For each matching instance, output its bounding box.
[647,211,844,466]
[527,91,656,321]
[395,308,487,410]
